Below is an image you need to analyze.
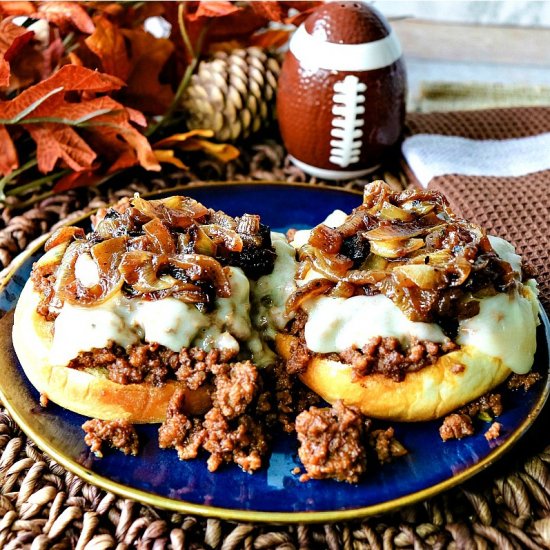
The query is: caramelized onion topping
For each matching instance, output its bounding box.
[286,278,335,314]
[291,181,520,325]
[32,194,275,314]
[44,227,85,251]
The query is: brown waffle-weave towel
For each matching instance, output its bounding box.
[403,107,550,312]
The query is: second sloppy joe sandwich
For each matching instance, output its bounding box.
[277,181,540,422]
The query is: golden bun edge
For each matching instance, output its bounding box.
[13,280,210,423]
[276,334,512,422]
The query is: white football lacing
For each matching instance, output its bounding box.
[329,75,366,168]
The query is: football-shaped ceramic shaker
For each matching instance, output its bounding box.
[277,2,406,180]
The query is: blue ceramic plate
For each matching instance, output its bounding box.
[0,182,549,523]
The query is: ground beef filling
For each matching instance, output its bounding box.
[158,360,269,473]
[295,401,407,483]
[485,422,502,441]
[68,343,238,387]
[439,413,475,441]
[82,419,139,457]
[284,317,457,382]
[295,401,367,483]
[30,265,59,322]
[345,336,458,382]
[440,392,503,442]
[507,372,542,391]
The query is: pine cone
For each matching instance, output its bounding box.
[182,47,281,142]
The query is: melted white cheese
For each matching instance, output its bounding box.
[296,213,539,375]
[74,253,100,288]
[50,266,258,366]
[457,284,539,374]
[304,294,448,353]
[252,233,297,339]
[131,298,210,351]
[488,235,522,274]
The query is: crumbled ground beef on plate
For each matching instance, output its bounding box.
[82,419,139,457]
[158,389,206,461]
[158,360,270,473]
[211,360,258,420]
[439,413,475,441]
[346,336,457,382]
[203,408,268,473]
[295,400,367,483]
[68,343,238,388]
[369,427,408,463]
[485,422,502,441]
[459,392,503,419]
[507,372,542,391]
[283,317,457,382]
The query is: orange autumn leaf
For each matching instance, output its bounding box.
[86,1,165,28]
[35,1,95,34]
[153,129,214,148]
[250,2,286,23]
[180,138,240,163]
[0,64,123,121]
[250,29,292,49]
[284,6,319,26]
[0,19,35,87]
[188,1,242,21]
[53,167,103,193]
[154,149,188,170]
[0,2,36,16]
[119,29,175,115]
[0,65,159,175]
[28,124,96,173]
[163,3,266,60]
[0,125,18,175]
[153,130,238,164]
[85,15,131,81]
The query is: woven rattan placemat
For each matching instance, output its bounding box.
[1,138,549,549]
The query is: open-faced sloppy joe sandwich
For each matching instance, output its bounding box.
[277,181,540,422]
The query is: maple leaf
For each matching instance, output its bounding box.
[0,64,122,121]
[85,1,165,28]
[77,17,174,115]
[187,1,242,21]
[34,2,95,34]
[154,130,239,164]
[163,2,266,61]
[250,29,292,49]
[284,4,321,26]
[0,19,35,87]
[250,2,285,23]
[0,125,18,175]
[53,168,102,193]
[119,29,175,115]
[252,2,321,24]
[85,15,130,81]
[5,21,65,95]
[0,3,36,16]
[28,124,96,173]
[0,65,159,175]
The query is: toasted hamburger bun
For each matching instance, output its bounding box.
[13,280,211,423]
[276,333,512,422]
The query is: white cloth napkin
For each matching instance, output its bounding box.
[402,132,550,188]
